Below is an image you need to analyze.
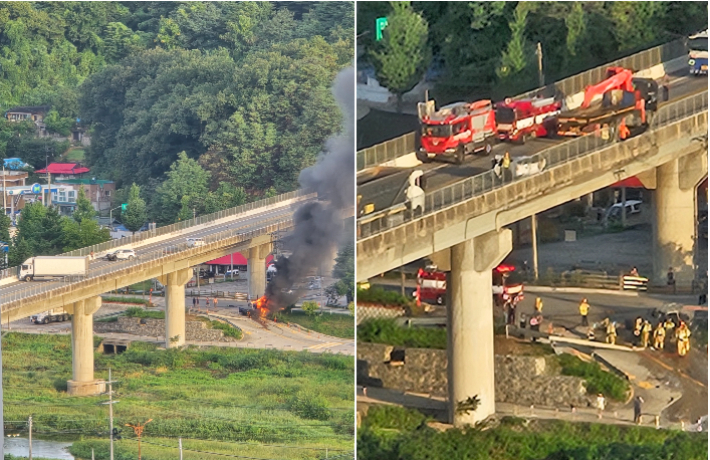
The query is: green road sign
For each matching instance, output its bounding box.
[121,203,127,211]
[375,17,388,41]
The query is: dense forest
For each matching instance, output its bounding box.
[359,1,707,101]
[0,1,353,225]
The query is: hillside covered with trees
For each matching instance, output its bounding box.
[0,1,353,227]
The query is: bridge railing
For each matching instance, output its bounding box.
[356,39,687,171]
[0,218,293,306]
[0,189,313,281]
[358,90,709,239]
[357,132,416,171]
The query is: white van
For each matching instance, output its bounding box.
[605,200,642,223]
[187,237,205,247]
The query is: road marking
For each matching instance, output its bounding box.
[308,341,342,350]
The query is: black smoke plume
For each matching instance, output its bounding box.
[265,67,354,310]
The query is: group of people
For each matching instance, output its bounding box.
[633,315,692,356]
[191,296,219,312]
[492,151,513,182]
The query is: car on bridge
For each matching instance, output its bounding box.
[106,249,136,261]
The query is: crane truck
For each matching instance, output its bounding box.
[556,67,658,139]
[19,256,90,282]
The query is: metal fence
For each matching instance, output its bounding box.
[358,90,709,239]
[0,189,313,281]
[0,219,292,306]
[516,39,687,101]
[357,132,417,171]
[357,39,688,171]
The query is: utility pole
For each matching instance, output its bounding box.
[0,314,4,459]
[400,265,406,298]
[101,368,119,460]
[536,42,544,87]
[2,163,6,215]
[531,214,539,281]
[125,419,152,460]
[28,416,32,460]
[621,186,627,228]
[178,438,183,460]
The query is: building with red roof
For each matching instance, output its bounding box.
[36,163,90,177]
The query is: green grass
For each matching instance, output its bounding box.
[2,333,354,459]
[358,407,707,460]
[124,306,165,319]
[357,287,410,307]
[275,310,354,339]
[209,319,243,340]
[358,319,447,349]
[102,296,151,306]
[556,354,630,401]
[64,148,85,161]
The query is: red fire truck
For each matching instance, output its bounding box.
[495,97,561,143]
[415,264,524,306]
[417,99,497,165]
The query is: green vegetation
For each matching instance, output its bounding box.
[358,2,707,101]
[276,310,354,339]
[332,243,354,303]
[358,408,707,460]
[101,296,151,306]
[123,306,165,319]
[3,332,353,459]
[64,148,85,161]
[557,354,630,401]
[209,319,243,340]
[358,319,446,349]
[357,286,410,307]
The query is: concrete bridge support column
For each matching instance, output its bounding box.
[248,243,272,300]
[446,229,512,426]
[158,268,192,348]
[652,153,706,286]
[66,297,105,396]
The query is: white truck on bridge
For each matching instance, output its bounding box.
[31,307,70,324]
[19,256,90,282]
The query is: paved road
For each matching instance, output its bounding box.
[8,299,354,356]
[1,199,308,301]
[358,72,707,214]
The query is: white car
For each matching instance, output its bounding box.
[107,249,136,261]
[187,237,205,247]
[225,268,239,277]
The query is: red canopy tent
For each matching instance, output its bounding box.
[610,177,645,188]
[204,252,274,266]
[36,163,90,175]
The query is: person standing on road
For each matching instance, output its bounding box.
[652,322,666,350]
[634,316,644,345]
[605,320,617,345]
[214,296,218,309]
[662,74,670,102]
[630,266,639,277]
[529,313,542,342]
[206,297,211,311]
[641,320,653,348]
[595,393,606,419]
[663,317,676,348]
[634,396,644,424]
[667,267,676,294]
[676,321,691,357]
[502,151,512,182]
[192,297,197,312]
[579,298,590,327]
[534,297,543,314]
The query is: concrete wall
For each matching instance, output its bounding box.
[357,110,708,280]
[357,342,588,407]
[94,316,234,342]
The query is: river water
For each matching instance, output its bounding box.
[4,437,75,459]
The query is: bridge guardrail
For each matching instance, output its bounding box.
[358,90,709,239]
[0,218,294,306]
[0,189,314,281]
[356,38,687,171]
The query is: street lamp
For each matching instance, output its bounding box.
[108,205,123,229]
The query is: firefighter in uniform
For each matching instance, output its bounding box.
[652,322,666,350]
[605,320,617,345]
[641,320,653,348]
[579,298,590,327]
[502,152,512,182]
[534,297,543,314]
[676,321,691,357]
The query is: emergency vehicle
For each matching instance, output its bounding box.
[415,264,524,306]
[417,99,497,164]
[495,97,561,143]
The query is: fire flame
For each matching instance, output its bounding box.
[254,296,268,319]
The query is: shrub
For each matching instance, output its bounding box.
[210,320,242,340]
[124,307,164,319]
[364,406,429,431]
[286,391,331,421]
[557,354,629,401]
[357,286,410,307]
[358,318,447,349]
[102,296,151,305]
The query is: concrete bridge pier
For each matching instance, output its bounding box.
[158,268,192,348]
[248,243,272,300]
[652,152,707,286]
[66,297,105,396]
[445,229,512,426]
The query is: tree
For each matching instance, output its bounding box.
[61,218,110,251]
[497,3,529,79]
[301,300,320,317]
[176,195,194,222]
[154,152,210,224]
[0,212,10,243]
[332,243,354,303]
[203,182,247,214]
[369,1,431,110]
[73,187,96,223]
[122,183,147,233]
[347,302,354,317]
[8,236,32,267]
[565,3,586,57]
